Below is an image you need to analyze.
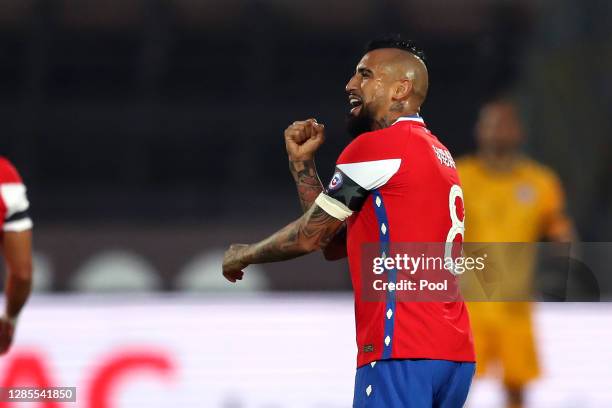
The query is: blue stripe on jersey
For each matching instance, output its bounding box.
[371,190,396,360]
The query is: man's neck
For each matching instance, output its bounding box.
[374,110,419,130]
[478,149,521,173]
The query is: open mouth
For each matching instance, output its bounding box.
[348,94,363,115]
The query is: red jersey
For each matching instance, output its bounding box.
[0,157,32,233]
[320,116,474,367]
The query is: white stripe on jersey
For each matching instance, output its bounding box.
[0,183,30,218]
[392,116,425,125]
[4,217,33,232]
[337,159,401,191]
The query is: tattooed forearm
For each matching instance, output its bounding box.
[289,159,324,212]
[243,205,343,265]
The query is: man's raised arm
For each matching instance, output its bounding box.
[284,119,347,260]
[285,119,325,211]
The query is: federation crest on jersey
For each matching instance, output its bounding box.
[328,171,343,191]
[515,183,535,204]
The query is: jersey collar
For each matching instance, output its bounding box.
[391,114,425,127]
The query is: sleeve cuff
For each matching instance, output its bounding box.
[4,218,33,232]
[315,193,353,221]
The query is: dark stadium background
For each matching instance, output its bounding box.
[0,1,611,406]
[0,0,610,292]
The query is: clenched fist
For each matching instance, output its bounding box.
[284,118,325,161]
[222,244,250,283]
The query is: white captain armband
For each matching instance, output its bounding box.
[315,193,353,221]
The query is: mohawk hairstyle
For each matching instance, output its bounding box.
[365,34,427,66]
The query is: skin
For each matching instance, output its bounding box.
[346,48,429,129]
[285,119,325,212]
[222,47,429,281]
[0,229,33,354]
[475,101,525,173]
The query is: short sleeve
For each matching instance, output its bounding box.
[335,131,402,191]
[315,130,403,221]
[0,158,32,232]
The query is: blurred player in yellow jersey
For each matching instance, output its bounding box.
[457,98,574,408]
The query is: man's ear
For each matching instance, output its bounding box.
[392,79,412,101]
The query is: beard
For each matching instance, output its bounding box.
[346,104,375,139]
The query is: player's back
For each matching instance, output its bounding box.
[336,116,474,367]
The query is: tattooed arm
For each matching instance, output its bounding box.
[222,204,343,282]
[285,119,347,260]
[285,119,325,211]
[290,159,347,261]
[289,159,324,212]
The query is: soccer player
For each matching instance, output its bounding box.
[0,157,33,355]
[457,98,574,408]
[223,36,475,407]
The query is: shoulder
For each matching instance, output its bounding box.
[518,157,561,186]
[0,157,23,184]
[334,128,406,191]
[337,127,404,164]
